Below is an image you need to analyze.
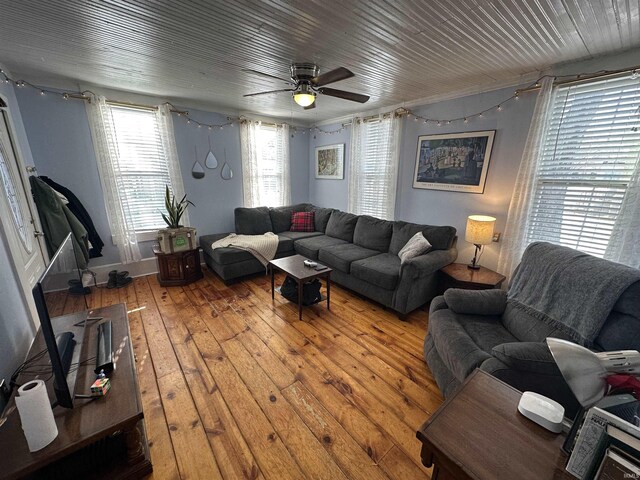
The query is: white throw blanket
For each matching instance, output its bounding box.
[210,232,279,267]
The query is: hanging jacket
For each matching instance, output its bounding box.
[39,176,104,258]
[29,176,89,269]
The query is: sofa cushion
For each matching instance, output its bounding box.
[325,211,358,242]
[200,233,292,265]
[596,312,640,351]
[235,207,273,235]
[269,204,310,233]
[491,342,561,375]
[351,253,401,290]
[444,288,507,316]
[429,310,517,381]
[278,231,324,241]
[294,234,348,260]
[291,211,315,232]
[398,232,432,264]
[353,215,393,252]
[318,243,378,273]
[501,301,573,343]
[309,206,335,233]
[389,221,456,254]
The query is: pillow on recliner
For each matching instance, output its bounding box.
[492,342,561,376]
[444,288,507,316]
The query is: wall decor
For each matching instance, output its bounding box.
[315,143,345,180]
[412,130,495,193]
[221,149,233,180]
[205,136,218,169]
[192,147,205,179]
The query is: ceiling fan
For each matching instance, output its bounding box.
[243,63,370,109]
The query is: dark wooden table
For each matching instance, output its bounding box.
[153,245,203,287]
[0,304,152,479]
[417,370,573,480]
[269,254,332,320]
[440,263,506,290]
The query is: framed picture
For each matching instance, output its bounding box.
[412,130,496,193]
[315,144,345,180]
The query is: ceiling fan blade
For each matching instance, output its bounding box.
[319,87,370,103]
[242,69,293,84]
[304,102,316,110]
[243,89,294,97]
[312,67,354,87]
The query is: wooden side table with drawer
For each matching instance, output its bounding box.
[153,246,203,287]
[440,263,506,291]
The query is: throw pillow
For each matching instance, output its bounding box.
[291,211,315,232]
[398,232,432,264]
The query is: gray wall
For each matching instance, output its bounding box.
[14,89,310,264]
[0,80,37,387]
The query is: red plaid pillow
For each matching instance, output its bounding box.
[290,211,315,232]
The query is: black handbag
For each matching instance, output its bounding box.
[280,275,322,306]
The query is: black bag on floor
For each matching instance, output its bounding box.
[280,275,322,306]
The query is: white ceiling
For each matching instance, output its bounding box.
[0,0,638,123]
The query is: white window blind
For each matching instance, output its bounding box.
[348,114,401,219]
[256,125,286,207]
[109,105,174,232]
[527,75,640,257]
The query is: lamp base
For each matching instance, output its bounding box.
[467,264,481,270]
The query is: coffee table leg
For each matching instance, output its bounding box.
[271,266,275,300]
[297,279,303,320]
[327,273,331,310]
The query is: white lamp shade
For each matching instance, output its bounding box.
[465,215,496,245]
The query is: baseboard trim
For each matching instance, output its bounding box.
[89,251,206,285]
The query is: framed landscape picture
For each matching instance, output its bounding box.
[315,144,344,180]
[412,130,495,193]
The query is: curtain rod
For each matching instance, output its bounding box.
[517,65,640,94]
[67,94,188,115]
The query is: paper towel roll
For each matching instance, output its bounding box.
[15,380,58,452]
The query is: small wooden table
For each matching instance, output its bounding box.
[417,370,573,480]
[440,263,506,290]
[269,254,332,320]
[153,245,203,287]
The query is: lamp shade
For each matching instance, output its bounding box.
[465,215,496,245]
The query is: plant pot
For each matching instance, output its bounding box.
[157,227,197,253]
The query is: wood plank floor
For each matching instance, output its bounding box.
[85,268,443,480]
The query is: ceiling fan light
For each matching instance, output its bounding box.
[294,92,315,107]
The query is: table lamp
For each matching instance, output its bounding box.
[465,215,496,269]
[547,337,640,452]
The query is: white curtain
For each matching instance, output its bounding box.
[240,119,290,207]
[497,77,555,277]
[348,113,401,220]
[605,153,640,268]
[86,94,141,264]
[156,103,189,227]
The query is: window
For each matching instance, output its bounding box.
[240,120,290,207]
[348,114,401,219]
[526,75,640,257]
[109,105,176,232]
[86,97,186,263]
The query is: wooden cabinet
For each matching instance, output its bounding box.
[440,263,506,290]
[153,246,203,287]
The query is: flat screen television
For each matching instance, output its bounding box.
[31,233,88,408]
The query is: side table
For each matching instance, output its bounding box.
[417,370,572,480]
[153,246,203,287]
[440,263,506,290]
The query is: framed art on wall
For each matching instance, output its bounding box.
[412,130,495,193]
[315,144,345,180]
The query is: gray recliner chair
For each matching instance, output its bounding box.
[424,242,640,417]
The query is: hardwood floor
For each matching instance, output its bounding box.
[85,268,443,479]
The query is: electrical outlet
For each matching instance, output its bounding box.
[492,232,501,242]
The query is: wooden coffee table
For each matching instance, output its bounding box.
[269,254,332,320]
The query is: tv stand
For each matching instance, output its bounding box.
[0,304,152,479]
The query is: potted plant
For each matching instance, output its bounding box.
[157,186,197,253]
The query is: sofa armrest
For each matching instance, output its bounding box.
[400,248,457,280]
[443,288,507,316]
[429,295,448,315]
[491,342,560,375]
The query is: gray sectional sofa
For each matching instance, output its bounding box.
[200,203,458,315]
